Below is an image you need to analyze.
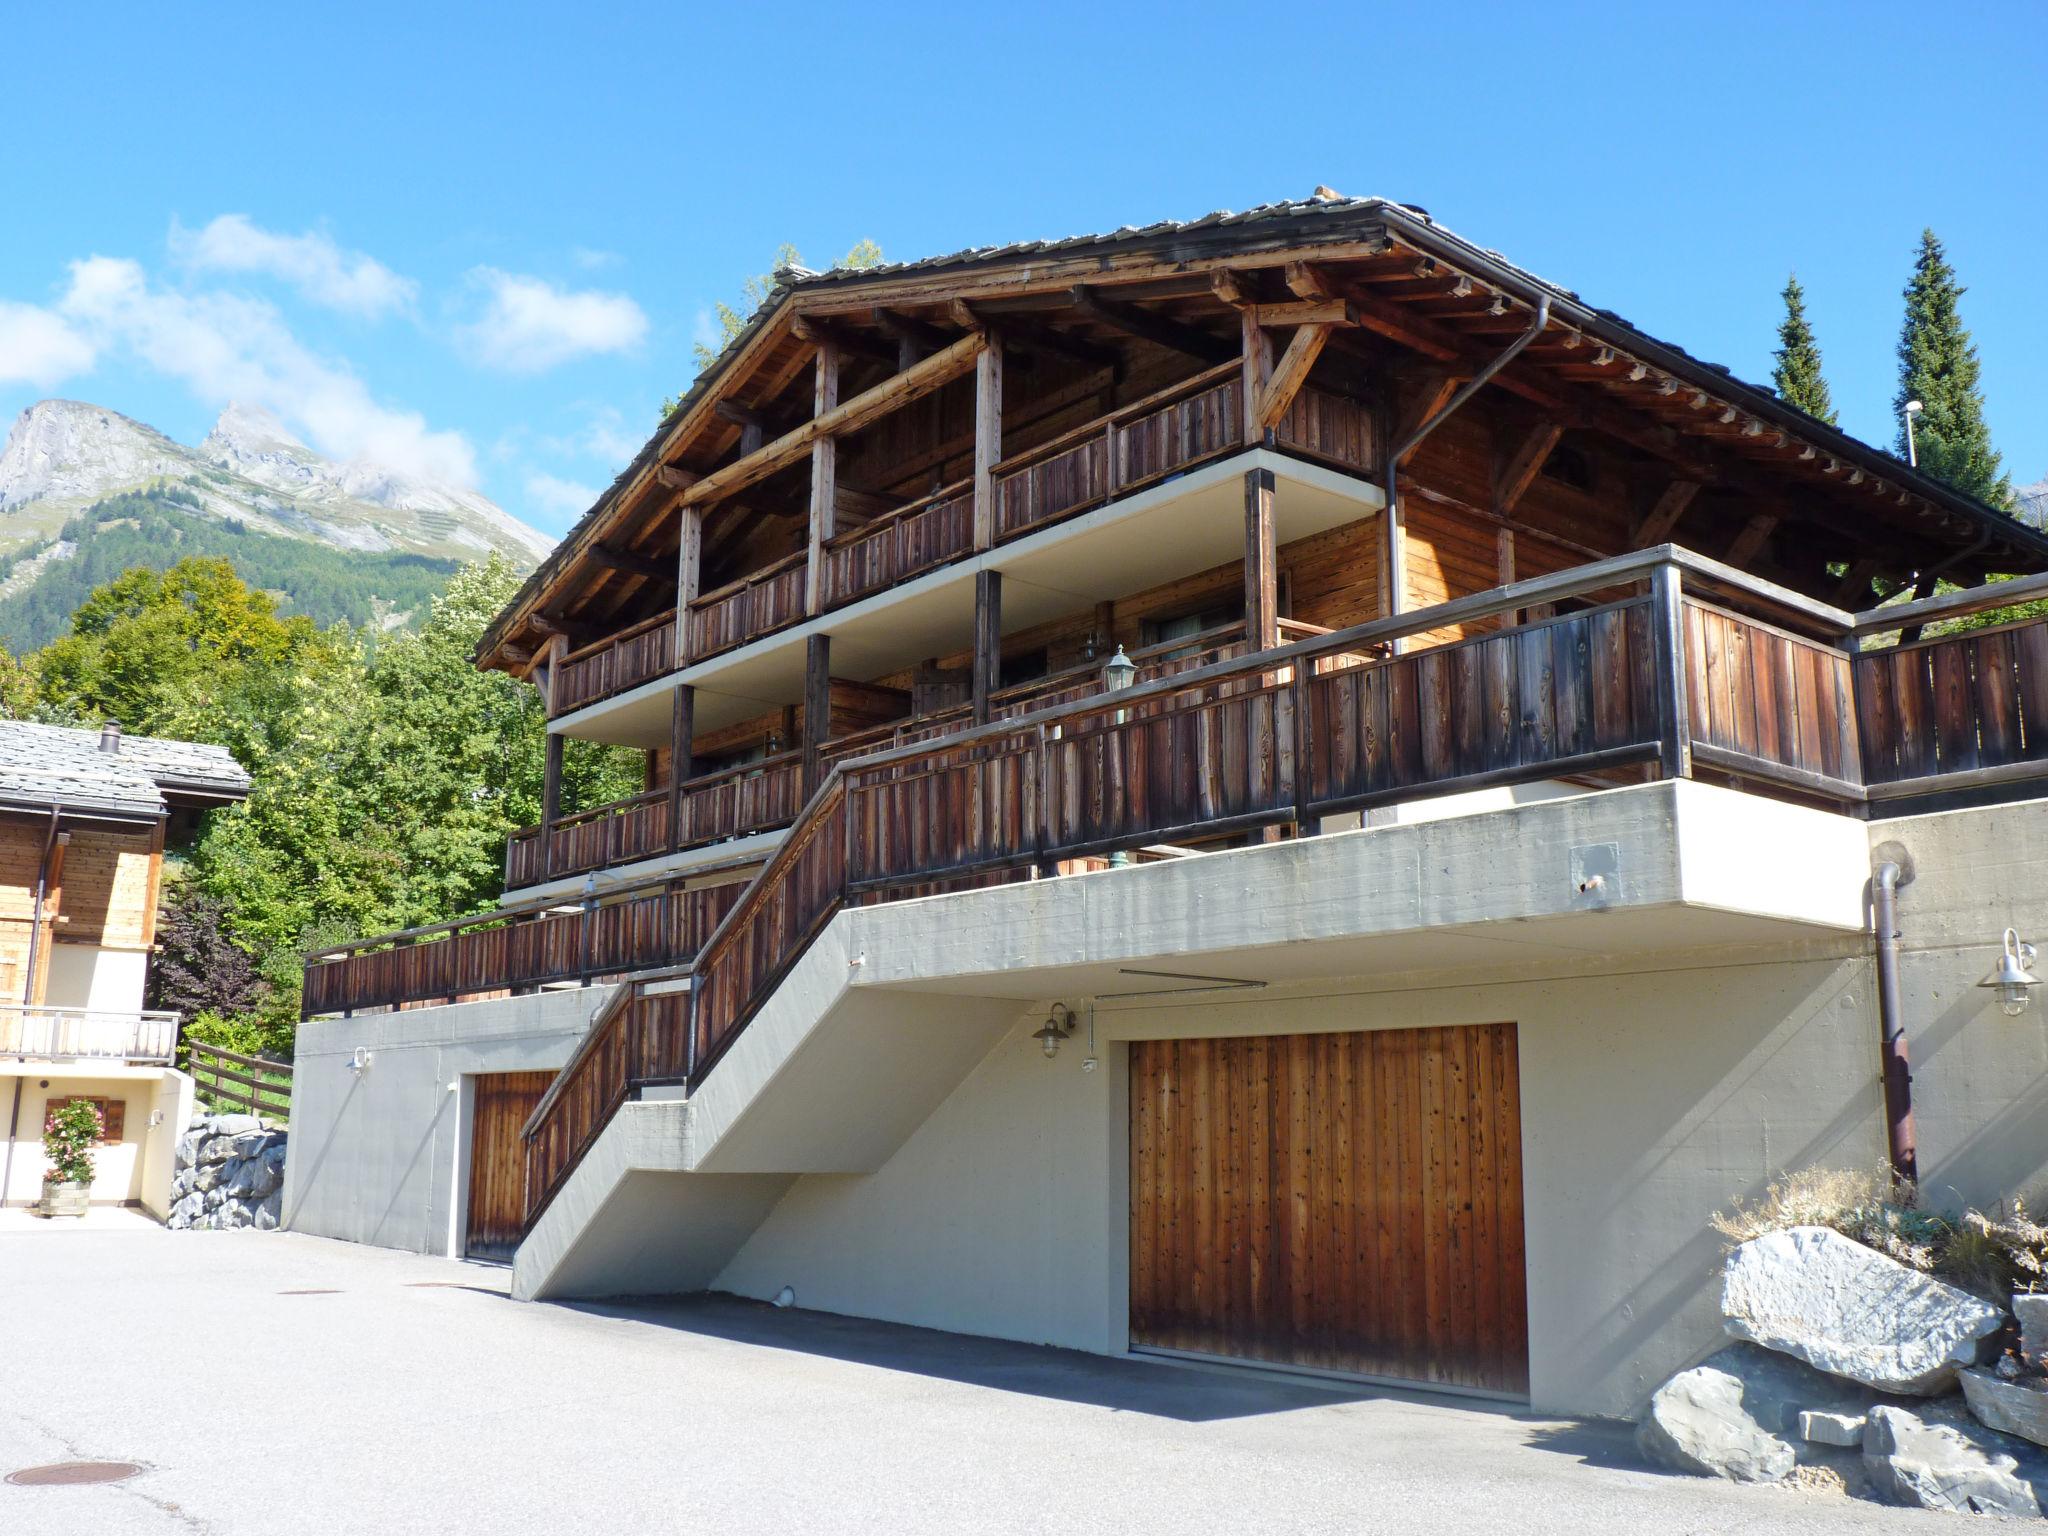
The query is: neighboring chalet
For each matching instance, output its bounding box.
[0,720,250,1213]
[287,196,2048,1415]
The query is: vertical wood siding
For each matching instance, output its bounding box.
[1129,1025,1527,1395]
[467,1070,555,1259]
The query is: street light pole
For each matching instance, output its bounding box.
[1903,399,1924,468]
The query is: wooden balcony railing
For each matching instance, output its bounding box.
[526,544,2048,1228]
[301,874,745,1018]
[545,377,1382,717]
[821,480,976,609]
[506,753,804,889]
[688,551,807,661]
[554,612,676,716]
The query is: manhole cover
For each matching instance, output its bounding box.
[277,1288,342,1295]
[8,1461,145,1487]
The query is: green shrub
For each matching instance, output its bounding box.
[42,1100,102,1185]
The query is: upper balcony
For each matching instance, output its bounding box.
[541,365,1377,743]
[1,1004,180,1064]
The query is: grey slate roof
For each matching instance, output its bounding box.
[0,721,251,822]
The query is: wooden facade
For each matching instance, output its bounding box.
[306,200,2048,1318]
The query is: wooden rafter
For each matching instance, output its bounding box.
[683,331,986,509]
[1631,480,1701,547]
[1493,422,1565,515]
[1069,285,1235,364]
[1725,512,1780,567]
[589,545,671,582]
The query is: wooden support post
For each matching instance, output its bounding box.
[1244,466,1279,650]
[1241,309,1274,446]
[675,504,702,664]
[668,686,694,850]
[1253,324,1333,434]
[972,570,1002,725]
[806,342,841,615]
[803,635,831,793]
[1650,563,1692,781]
[972,336,1002,550]
[539,730,565,873]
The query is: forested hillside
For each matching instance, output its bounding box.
[0,487,460,649]
[4,554,638,1059]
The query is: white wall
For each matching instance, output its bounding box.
[0,1063,184,1208]
[41,943,149,1012]
[283,986,607,1256]
[714,796,2048,1418]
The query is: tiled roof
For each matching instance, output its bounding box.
[0,721,251,821]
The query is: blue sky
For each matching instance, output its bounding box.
[4,2,2043,538]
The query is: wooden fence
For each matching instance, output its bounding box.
[187,1040,293,1121]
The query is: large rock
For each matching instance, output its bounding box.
[1864,1404,2044,1517]
[254,1191,281,1231]
[2017,1294,2048,1365]
[1636,1344,1853,1482]
[205,1114,262,1137]
[1961,1368,2048,1450]
[225,1157,278,1202]
[169,1190,203,1228]
[1722,1226,2003,1393]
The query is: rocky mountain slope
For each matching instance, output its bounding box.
[0,398,553,565]
[2017,476,2047,531]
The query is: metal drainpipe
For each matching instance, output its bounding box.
[1872,860,1919,1185]
[22,808,59,1007]
[1383,296,1552,645]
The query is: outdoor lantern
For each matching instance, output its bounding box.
[1979,928,2041,1018]
[1102,644,1138,693]
[1033,1002,1076,1059]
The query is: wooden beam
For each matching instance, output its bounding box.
[1831,557,1883,608]
[1631,480,1701,548]
[1244,466,1279,650]
[869,307,952,360]
[803,635,831,793]
[995,317,1120,371]
[806,341,841,614]
[667,685,694,847]
[1253,323,1332,432]
[789,313,895,367]
[1209,271,1254,309]
[972,570,1002,725]
[1725,512,1780,568]
[972,336,1003,549]
[675,504,702,662]
[1283,261,1334,301]
[683,331,986,508]
[539,730,564,868]
[1394,370,1463,467]
[1492,421,1565,516]
[1248,300,1357,329]
[656,464,700,492]
[589,544,672,583]
[1241,308,1274,444]
[1069,285,1234,364]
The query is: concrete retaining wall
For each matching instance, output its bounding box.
[283,986,609,1256]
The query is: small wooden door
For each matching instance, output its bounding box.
[1129,1024,1528,1395]
[466,1071,553,1260]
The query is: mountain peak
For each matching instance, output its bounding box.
[206,400,309,457]
[0,400,191,510]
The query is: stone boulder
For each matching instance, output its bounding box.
[1722,1226,2003,1394]
[1864,1404,2044,1517]
[2017,1294,2048,1364]
[1961,1369,2048,1450]
[1636,1344,1856,1482]
[205,1114,262,1137]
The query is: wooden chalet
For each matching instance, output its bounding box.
[300,197,2048,1371]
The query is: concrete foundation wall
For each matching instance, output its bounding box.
[283,986,608,1255]
[715,794,2048,1418]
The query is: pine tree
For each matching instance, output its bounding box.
[1894,229,2010,507]
[1771,274,1837,424]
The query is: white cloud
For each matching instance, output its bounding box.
[540,403,643,465]
[524,470,599,518]
[570,246,621,271]
[462,268,647,373]
[0,301,96,387]
[59,255,476,485]
[170,214,417,319]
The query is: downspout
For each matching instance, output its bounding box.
[22,807,60,1007]
[1383,296,1551,648]
[1872,860,1919,1185]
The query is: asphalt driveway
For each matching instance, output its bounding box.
[1,1221,1948,1534]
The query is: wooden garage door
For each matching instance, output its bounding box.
[1129,1024,1527,1395]
[466,1071,554,1260]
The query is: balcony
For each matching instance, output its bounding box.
[546,371,1377,720]
[0,1005,180,1063]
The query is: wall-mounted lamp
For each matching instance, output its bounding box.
[1033,1002,1077,1060]
[1979,928,2041,1018]
[348,1046,374,1077]
[1102,645,1138,694]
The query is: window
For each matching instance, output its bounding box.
[1143,601,1242,660]
[1539,443,1595,492]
